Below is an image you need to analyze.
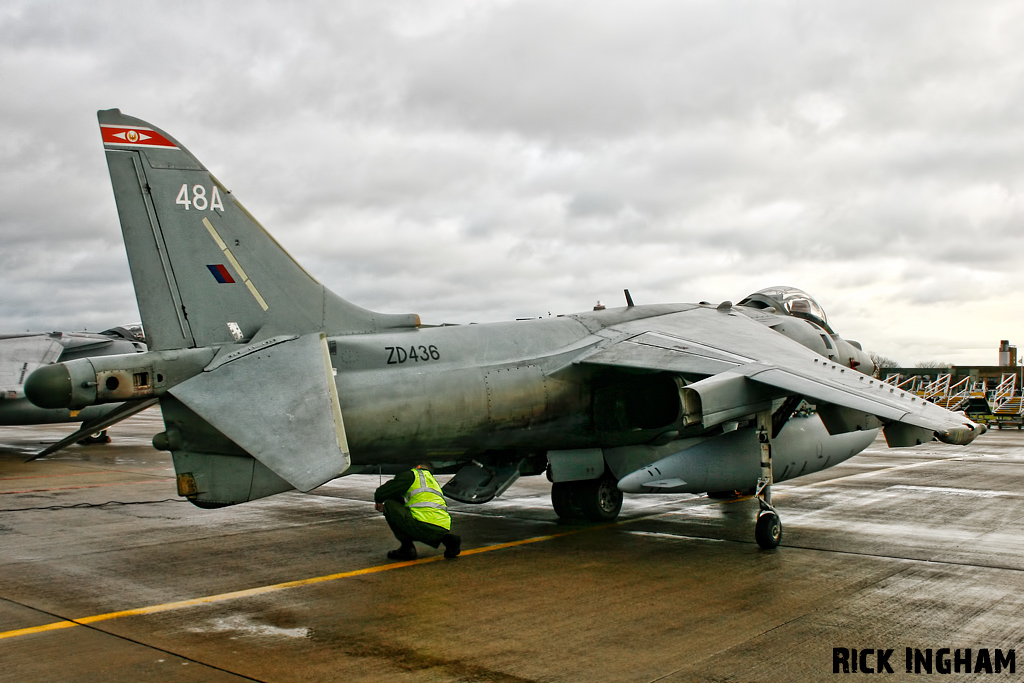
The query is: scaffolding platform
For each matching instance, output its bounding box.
[884,371,1024,428]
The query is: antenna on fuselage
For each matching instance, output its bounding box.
[624,289,634,307]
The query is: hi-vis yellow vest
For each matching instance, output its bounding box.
[405,468,451,530]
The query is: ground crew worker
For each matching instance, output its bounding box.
[374,463,461,561]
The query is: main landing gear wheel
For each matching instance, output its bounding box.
[551,481,585,519]
[551,473,623,522]
[755,510,782,549]
[77,429,110,445]
[580,473,623,521]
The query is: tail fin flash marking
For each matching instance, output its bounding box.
[202,217,269,312]
[206,265,235,284]
[100,124,177,149]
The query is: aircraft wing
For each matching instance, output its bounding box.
[577,306,982,446]
[0,336,63,398]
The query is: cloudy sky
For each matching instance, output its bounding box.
[2,1,1023,366]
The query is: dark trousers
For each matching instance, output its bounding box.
[382,500,449,548]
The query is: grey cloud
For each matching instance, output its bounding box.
[2,1,1024,363]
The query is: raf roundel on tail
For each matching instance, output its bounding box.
[23,110,985,550]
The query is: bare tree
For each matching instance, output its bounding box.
[914,360,951,369]
[869,352,901,379]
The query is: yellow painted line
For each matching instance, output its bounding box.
[0,621,81,639]
[0,526,591,642]
[202,217,269,311]
[243,279,269,311]
[458,530,581,555]
[222,248,249,281]
[203,219,228,250]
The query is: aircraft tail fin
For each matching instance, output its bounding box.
[98,109,419,351]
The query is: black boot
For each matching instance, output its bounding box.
[387,543,417,561]
[442,533,461,558]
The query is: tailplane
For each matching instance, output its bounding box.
[98,109,419,351]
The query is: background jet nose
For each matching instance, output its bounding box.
[24,364,73,409]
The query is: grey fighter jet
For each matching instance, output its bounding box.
[25,111,984,548]
[1,326,154,457]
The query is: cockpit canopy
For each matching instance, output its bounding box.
[101,322,146,345]
[738,287,832,332]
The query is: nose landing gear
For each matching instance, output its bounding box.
[755,501,782,549]
[754,409,782,549]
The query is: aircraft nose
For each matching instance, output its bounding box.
[24,364,73,409]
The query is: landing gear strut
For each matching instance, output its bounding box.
[551,471,623,522]
[754,409,782,549]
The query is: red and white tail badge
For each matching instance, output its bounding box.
[100,124,177,149]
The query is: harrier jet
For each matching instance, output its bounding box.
[1,326,152,457]
[25,111,984,548]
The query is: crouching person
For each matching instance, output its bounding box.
[374,463,461,561]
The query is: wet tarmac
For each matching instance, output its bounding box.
[1,411,1022,682]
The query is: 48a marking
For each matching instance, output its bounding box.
[175,184,224,211]
[386,345,440,365]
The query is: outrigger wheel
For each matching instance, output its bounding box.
[77,429,110,445]
[755,509,782,549]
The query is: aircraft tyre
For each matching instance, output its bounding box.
[755,510,782,549]
[551,481,585,519]
[78,429,110,445]
[579,472,623,522]
[551,474,624,522]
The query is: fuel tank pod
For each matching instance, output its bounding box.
[617,415,877,494]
